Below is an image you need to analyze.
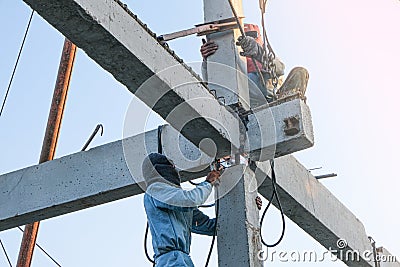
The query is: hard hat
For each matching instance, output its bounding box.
[244,23,262,44]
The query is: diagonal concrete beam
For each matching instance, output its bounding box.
[21,0,314,159]
[253,155,398,267]
[22,0,240,155]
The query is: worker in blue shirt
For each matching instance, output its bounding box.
[142,153,263,266]
[142,153,220,267]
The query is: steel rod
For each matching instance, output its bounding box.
[16,38,76,267]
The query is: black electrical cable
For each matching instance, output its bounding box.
[257,2,286,246]
[0,10,34,117]
[189,180,201,186]
[0,239,12,267]
[144,223,155,265]
[189,159,227,186]
[204,187,219,267]
[142,127,164,265]
[259,160,286,247]
[157,125,163,154]
[16,227,62,267]
[198,202,215,208]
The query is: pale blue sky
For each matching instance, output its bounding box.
[0,0,399,266]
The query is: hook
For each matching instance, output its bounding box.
[81,124,104,151]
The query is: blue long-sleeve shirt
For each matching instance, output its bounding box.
[144,181,216,267]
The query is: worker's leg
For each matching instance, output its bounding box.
[277,67,309,99]
[248,71,273,108]
[155,250,195,267]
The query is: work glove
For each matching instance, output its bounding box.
[236,36,260,57]
[200,40,218,60]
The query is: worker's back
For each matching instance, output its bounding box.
[144,189,195,264]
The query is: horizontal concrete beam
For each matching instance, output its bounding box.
[0,94,313,231]
[22,0,240,155]
[0,126,213,232]
[0,97,313,231]
[253,156,399,267]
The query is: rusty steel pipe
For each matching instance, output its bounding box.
[16,38,76,267]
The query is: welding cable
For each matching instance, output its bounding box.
[189,180,201,186]
[198,203,215,208]
[0,239,12,267]
[255,1,286,243]
[144,223,155,265]
[0,10,34,117]
[142,127,164,265]
[204,186,219,267]
[157,125,163,154]
[259,159,286,247]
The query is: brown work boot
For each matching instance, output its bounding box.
[277,67,309,100]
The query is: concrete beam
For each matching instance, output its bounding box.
[0,126,212,232]
[216,165,262,267]
[253,155,391,267]
[22,0,240,156]
[21,0,313,158]
[0,98,312,232]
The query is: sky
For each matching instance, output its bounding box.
[0,0,399,266]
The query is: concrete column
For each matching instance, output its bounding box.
[203,0,250,109]
[203,1,262,266]
[216,165,263,267]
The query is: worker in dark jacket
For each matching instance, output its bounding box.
[142,153,220,267]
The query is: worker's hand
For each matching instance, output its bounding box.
[255,196,262,210]
[236,36,259,57]
[206,170,221,185]
[200,40,218,59]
